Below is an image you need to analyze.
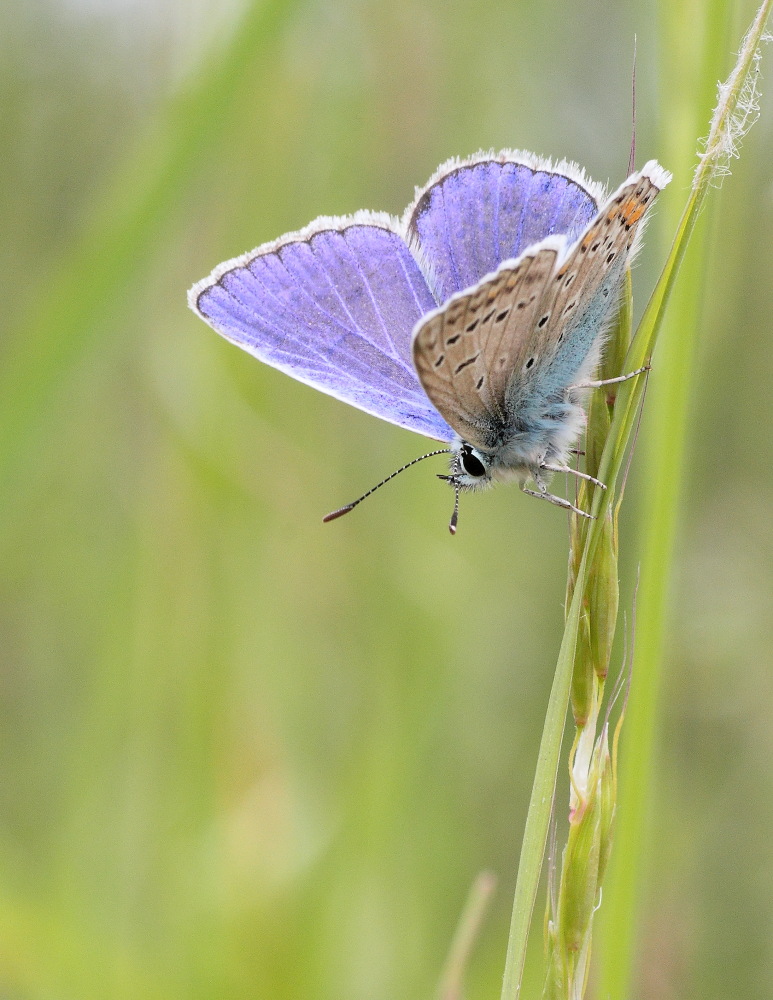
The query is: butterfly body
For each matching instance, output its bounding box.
[189,150,670,523]
[440,386,589,496]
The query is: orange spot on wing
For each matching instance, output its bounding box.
[620,196,646,225]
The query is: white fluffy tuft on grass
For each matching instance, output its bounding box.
[697,11,773,185]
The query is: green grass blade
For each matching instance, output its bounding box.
[500,581,582,1000]
[596,1,773,994]
[501,3,772,993]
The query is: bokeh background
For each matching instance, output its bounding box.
[2,0,772,997]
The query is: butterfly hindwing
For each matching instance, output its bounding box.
[511,160,670,400]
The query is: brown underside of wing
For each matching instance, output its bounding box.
[412,245,561,446]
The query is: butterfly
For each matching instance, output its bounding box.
[188,150,670,532]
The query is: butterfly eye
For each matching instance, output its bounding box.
[460,445,486,478]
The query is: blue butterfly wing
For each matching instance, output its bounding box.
[189,215,454,442]
[405,151,602,302]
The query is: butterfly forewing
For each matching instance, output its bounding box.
[190,215,454,442]
[412,239,566,447]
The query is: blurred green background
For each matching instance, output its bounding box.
[2,0,772,997]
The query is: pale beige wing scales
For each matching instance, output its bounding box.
[412,241,564,447]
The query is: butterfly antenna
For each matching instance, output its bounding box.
[448,480,461,535]
[628,35,637,174]
[323,449,452,523]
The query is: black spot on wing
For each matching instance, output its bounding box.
[454,353,480,374]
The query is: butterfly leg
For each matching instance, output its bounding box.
[526,468,595,518]
[521,487,595,520]
[540,463,607,490]
[570,365,649,390]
